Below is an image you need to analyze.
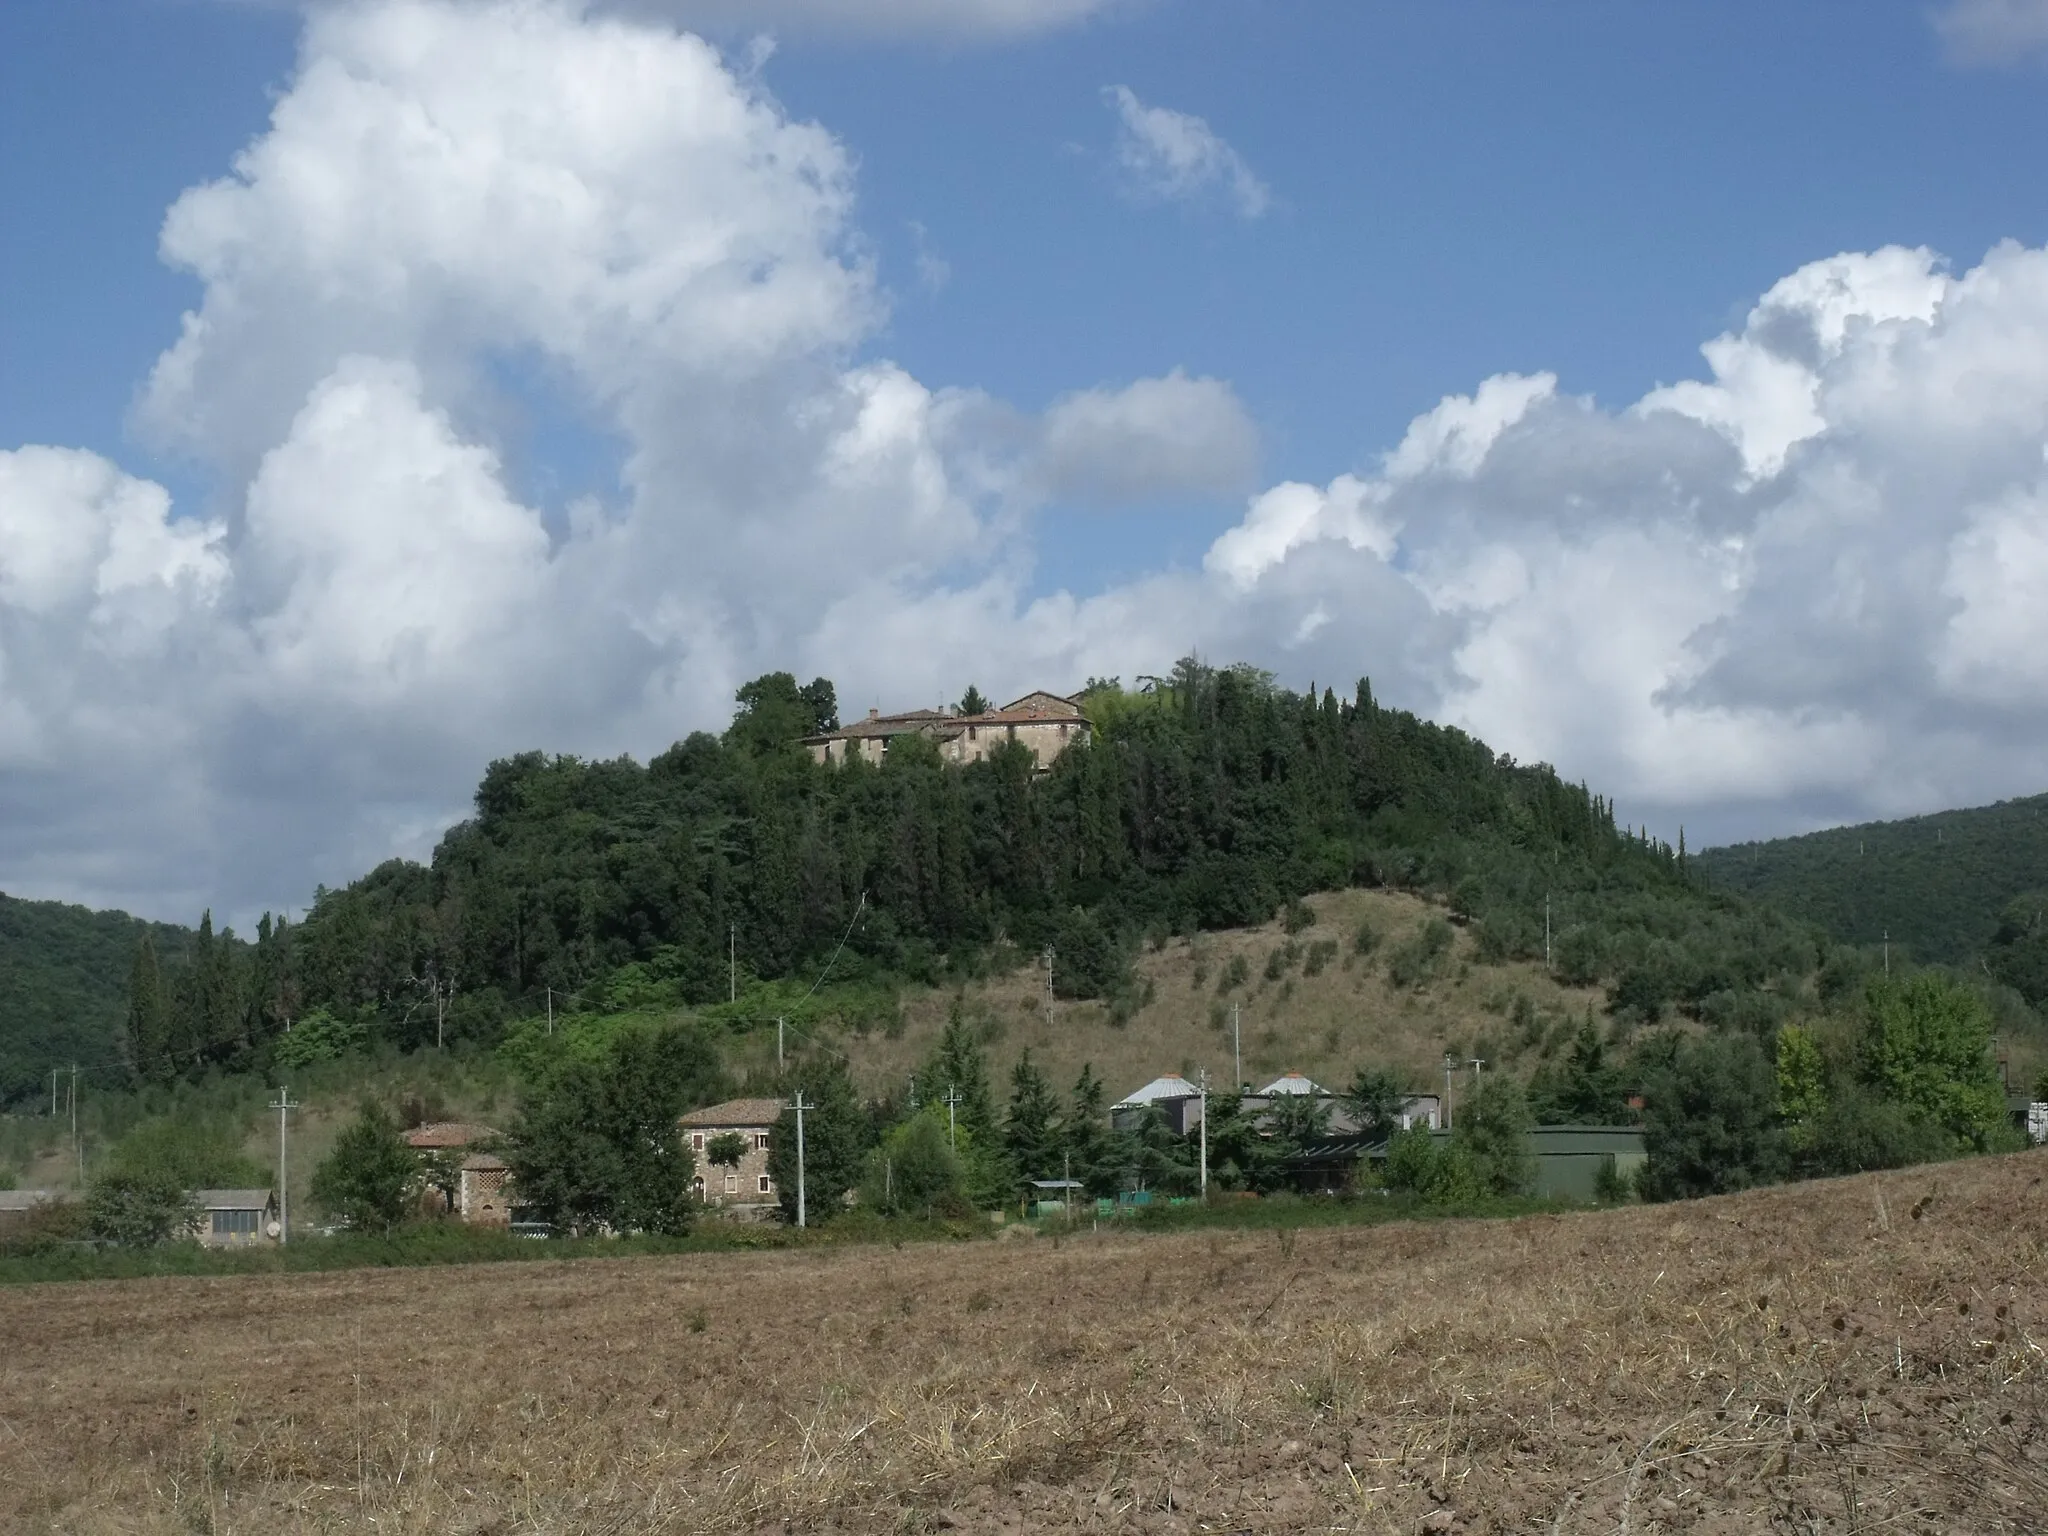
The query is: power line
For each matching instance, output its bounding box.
[271,1086,300,1245]
[792,1091,811,1229]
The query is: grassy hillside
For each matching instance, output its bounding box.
[724,887,1606,1106]
[0,893,192,1108]
[1696,791,2048,965]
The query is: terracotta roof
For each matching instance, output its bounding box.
[680,1097,786,1129]
[404,1122,500,1149]
[193,1188,274,1210]
[805,691,1088,742]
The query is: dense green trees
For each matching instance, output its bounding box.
[100,658,1775,1091]
[766,1054,867,1224]
[506,1023,725,1234]
[1637,1035,1788,1200]
[311,1102,420,1234]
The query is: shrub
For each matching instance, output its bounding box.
[272,1007,372,1069]
[1638,1034,1788,1201]
[1454,1075,1536,1197]
[1387,919,1455,989]
[1303,939,1338,977]
[312,1102,421,1235]
[1352,920,1380,958]
[84,1170,197,1248]
[1281,899,1316,935]
[1218,954,1251,993]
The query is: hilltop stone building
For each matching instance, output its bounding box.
[803,690,1090,771]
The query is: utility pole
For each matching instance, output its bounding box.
[1043,945,1056,1028]
[1232,1003,1242,1090]
[907,1072,918,1110]
[729,923,737,1004]
[1544,893,1552,971]
[70,1063,81,1181]
[1442,1054,1456,1131]
[546,986,554,1037]
[271,1086,299,1243]
[1197,1068,1209,1198]
[943,1086,962,1152]
[777,1016,785,1071]
[792,1091,811,1229]
[1469,1057,1486,1090]
[1884,929,1890,977]
[50,1066,59,1118]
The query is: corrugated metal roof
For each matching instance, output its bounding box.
[1258,1072,1326,1096]
[1114,1074,1200,1107]
[680,1097,786,1128]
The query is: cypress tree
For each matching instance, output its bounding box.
[124,933,171,1085]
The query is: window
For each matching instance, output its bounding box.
[754,1131,770,1150]
[691,1132,704,1150]
[1006,723,1017,741]
[758,1175,772,1194]
[210,1208,258,1237]
[724,1173,739,1194]
[692,1176,704,1195]
[968,725,977,741]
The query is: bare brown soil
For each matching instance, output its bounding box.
[4,1154,2044,1535]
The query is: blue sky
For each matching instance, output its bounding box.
[5,0,2048,918]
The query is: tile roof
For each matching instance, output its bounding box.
[680,1097,786,1129]
[193,1188,274,1210]
[404,1122,501,1149]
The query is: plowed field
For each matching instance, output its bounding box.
[3,1155,2044,1533]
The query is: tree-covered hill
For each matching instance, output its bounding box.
[0,895,191,1107]
[1694,793,2048,967]
[105,658,1826,1090]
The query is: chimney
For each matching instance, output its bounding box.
[867,707,879,719]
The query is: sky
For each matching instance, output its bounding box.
[5,0,2048,924]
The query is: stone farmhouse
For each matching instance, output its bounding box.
[803,690,1090,771]
[405,1122,512,1226]
[680,1097,784,1217]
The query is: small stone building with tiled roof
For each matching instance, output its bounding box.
[404,1123,510,1225]
[679,1097,784,1216]
[803,690,1090,772]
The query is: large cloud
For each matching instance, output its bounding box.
[7,0,2048,923]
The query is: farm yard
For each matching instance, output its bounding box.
[2,1155,2043,1535]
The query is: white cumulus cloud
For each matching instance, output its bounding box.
[1104,84,1269,218]
[11,0,2048,925]
[1934,0,2048,63]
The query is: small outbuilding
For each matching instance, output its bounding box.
[193,1188,279,1248]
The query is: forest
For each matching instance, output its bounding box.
[0,895,190,1109]
[1696,792,2048,968]
[81,657,1833,1100]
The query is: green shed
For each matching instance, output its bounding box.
[1526,1126,1646,1200]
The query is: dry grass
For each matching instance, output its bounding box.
[5,1153,2044,1534]
[739,889,1605,1102]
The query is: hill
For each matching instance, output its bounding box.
[6,1151,2039,1532]
[0,893,191,1108]
[727,885,1607,1105]
[1696,791,2048,965]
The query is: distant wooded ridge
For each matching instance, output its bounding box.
[1695,792,2048,968]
